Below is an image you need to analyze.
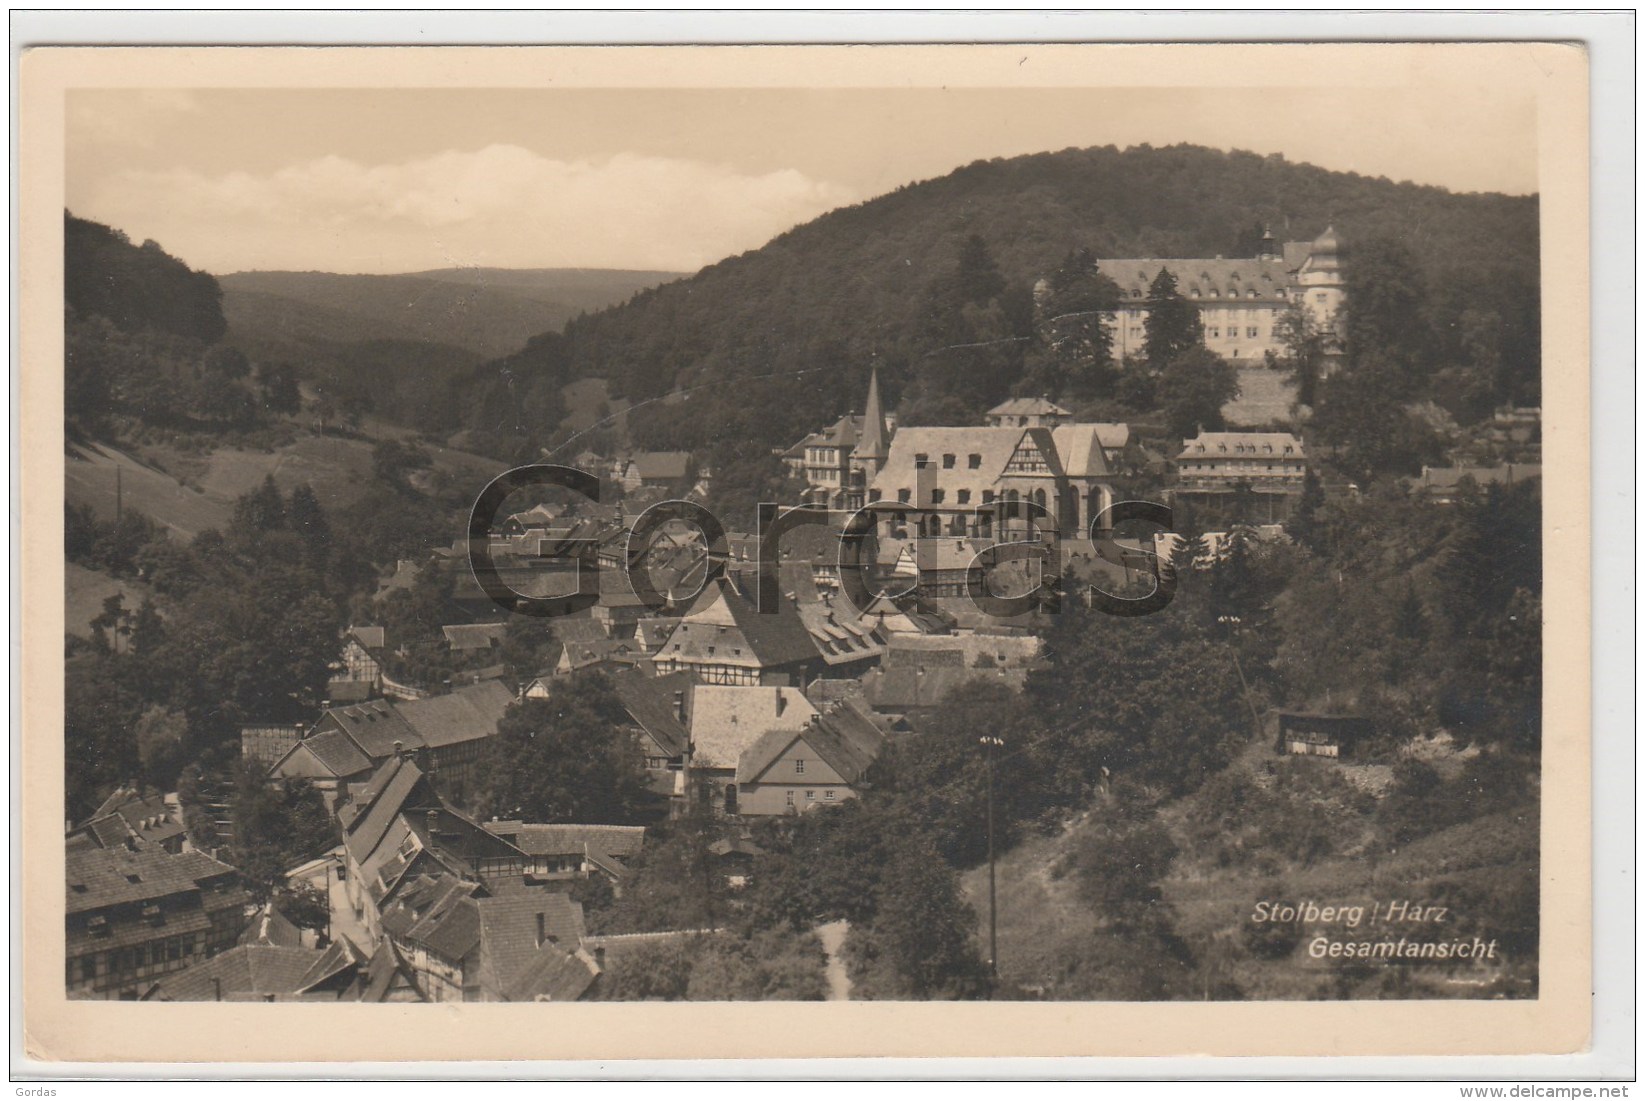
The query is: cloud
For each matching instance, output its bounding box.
[76,144,861,273]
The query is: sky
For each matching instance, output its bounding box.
[66,87,1538,276]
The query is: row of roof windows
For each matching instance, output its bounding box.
[912,452,985,470]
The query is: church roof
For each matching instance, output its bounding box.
[855,367,890,460]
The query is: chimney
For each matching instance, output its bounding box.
[775,692,787,718]
[673,690,686,722]
[536,912,546,948]
[212,976,222,1002]
[393,740,404,760]
[594,945,607,969]
[425,809,439,840]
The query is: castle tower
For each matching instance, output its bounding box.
[1258,224,1281,262]
[1295,225,1346,334]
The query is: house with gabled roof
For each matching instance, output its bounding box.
[71,787,190,855]
[375,872,597,1002]
[733,702,888,816]
[685,683,817,815]
[66,842,252,1000]
[651,576,823,687]
[336,755,538,943]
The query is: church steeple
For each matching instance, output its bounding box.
[854,365,890,463]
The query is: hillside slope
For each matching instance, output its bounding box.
[457,143,1540,462]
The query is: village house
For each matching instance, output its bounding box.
[145,935,425,1003]
[337,626,387,694]
[65,841,252,1000]
[239,722,309,768]
[267,681,514,807]
[684,683,818,815]
[1274,711,1373,760]
[608,667,695,805]
[70,786,190,855]
[778,367,896,512]
[984,396,1072,428]
[336,756,536,943]
[483,822,647,883]
[618,451,693,493]
[733,700,888,816]
[651,576,823,687]
[374,872,600,1002]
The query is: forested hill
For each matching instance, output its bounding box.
[219,267,682,360]
[453,143,1538,473]
[66,213,226,344]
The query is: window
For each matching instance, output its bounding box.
[824,790,836,800]
[930,489,945,504]
[897,488,911,503]
[786,790,794,806]
[806,791,816,800]
[868,489,881,503]
[942,454,955,469]
[913,453,929,466]
[1208,327,1220,338]
[794,759,805,774]
[968,454,982,469]
[80,955,97,982]
[982,490,995,504]
[957,489,971,505]
[1247,326,1259,338]
[1315,293,1328,303]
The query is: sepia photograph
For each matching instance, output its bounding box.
[17,38,1599,1064]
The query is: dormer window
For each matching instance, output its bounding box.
[942,454,956,469]
[968,454,982,469]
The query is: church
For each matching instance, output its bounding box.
[781,372,1129,539]
[1079,225,1346,364]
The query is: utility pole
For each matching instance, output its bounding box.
[979,734,1005,980]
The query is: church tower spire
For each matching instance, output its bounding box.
[854,365,890,464]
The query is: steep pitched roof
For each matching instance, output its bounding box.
[66,844,238,914]
[348,626,386,651]
[855,367,890,461]
[149,945,325,1001]
[395,680,515,749]
[485,823,646,861]
[466,892,589,998]
[868,426,1028,501]
[1094,257,1294,304]
[270,728,372,780]
[689,684,817,770]
[608,667,692,757]
[1049,424,1117,479]
[441,622,507,651]
[295,934,367,995]
[79,789,188,849]
[504,946,601,1002]
[1177,431,1305,460]
[656,577,820,670]
[987,397,1071,419]
[323,699,421,760]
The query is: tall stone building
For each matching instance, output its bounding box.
[1072,225,1346,364]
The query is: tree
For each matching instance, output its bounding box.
[474,674,651,823]
[1142,268,1203,369]
[286,483,332,569]
[228,765,337,897]
[1343,236,1431,374]
[231,475,287,537]
[860,838,989,999]
[1031,246,1122,400]
[1287,469,1327,552]
[1272,300,1326,407]
[1156,344,1239,439]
